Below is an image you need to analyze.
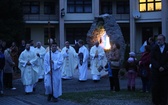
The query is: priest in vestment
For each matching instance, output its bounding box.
[78,40,89,82]
[18,44,39,94]
[61,41,78,79]
[44,42,64,102]
[34,42,46,81]
[90,41,107,81]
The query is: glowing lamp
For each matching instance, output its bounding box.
[104,35,111,50]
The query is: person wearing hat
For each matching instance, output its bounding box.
[129,52,136,58]
[125,54,138,91]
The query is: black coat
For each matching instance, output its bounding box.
[151,43,168,76]
[0,52,5,70]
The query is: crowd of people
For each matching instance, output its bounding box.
[125,34,168,105]
[0,38,109,102]
[0,34,168,105]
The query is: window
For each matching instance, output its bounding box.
[44,28,55,45]
[116,1,129,14]
[142,27,153,43]
[66,28,89,44]
[67,0,92,13]
[100,1,112,14]
[22,1,40,14]
[139,0,161,12]
[44,2,55,14]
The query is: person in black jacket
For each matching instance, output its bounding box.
[151,34,168,105]
[0,45,5,95]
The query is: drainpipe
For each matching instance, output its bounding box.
[129,0,136,52]
[94,0,99,17]
[161,0,168,41]
[59,0,65,48]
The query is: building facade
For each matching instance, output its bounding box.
[22,0,168,53]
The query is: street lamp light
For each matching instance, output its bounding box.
[61,8,65,17]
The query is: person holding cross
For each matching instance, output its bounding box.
[44,42,64,102]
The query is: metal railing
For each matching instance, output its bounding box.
[24,14,59,21]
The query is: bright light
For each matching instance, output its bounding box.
[104,35,111,50]
[100,32,111,50]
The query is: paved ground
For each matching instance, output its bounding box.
[0,70,149,105]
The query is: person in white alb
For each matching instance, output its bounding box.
[90,41,107,82]
[34,41,46,82]
[61,41,78,79]
[44,42,64,102]
[77,39,89,82]
[18,43,38,94]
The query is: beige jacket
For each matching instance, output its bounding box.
[106,48,120,69]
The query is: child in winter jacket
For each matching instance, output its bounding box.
[125,52,138,91]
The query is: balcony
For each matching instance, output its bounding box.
[114,14,129,21]
[24,14,59,22]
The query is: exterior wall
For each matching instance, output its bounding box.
[26,24,59,48]
[63,0,94,22]
[137,12,161,22]
[24,0,59,21]
[135,26,142,53]
[22,0,168,53]
[59,0,65,48]
[29,25,45,46]
[162,0,168,41]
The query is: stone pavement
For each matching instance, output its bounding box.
[0,70,143,105]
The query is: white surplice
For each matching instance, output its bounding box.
[30,46,35,52]
[44,50,63,98]
[61,46,78,79]
[90,45,107,80]
[78,45,89,81]
[34,46,46,79]
[18,50,39,93]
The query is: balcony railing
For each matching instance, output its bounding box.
[113,14,130,20]
[24,14,59,21]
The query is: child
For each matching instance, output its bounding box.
[125,52,138,91]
